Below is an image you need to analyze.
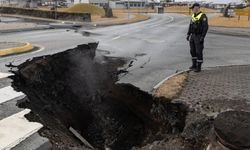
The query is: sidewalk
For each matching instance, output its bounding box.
[174,65,250,115]
[149,65,250,150]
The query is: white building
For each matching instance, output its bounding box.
[211,2,227,9]
[109,1,126,8]
[110,0,161,8]
[120,0,147,8]
[66,0,163,8]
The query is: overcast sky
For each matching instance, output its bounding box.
[174,0,243,3]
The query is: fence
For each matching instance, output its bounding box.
[235,7,250,21]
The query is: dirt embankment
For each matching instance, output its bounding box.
[10,43,188,150]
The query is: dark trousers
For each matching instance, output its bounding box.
[189,34,204,63]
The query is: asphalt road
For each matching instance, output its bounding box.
[0,29,95,70]
[82,13,250,92]
[0,13,250,92]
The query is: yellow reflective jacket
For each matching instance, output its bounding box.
[192,12,203,22]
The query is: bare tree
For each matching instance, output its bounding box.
[103,1,113,18]
[242,0,250,3]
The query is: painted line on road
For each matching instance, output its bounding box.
[143,39,166,43]
[148,16,174,28]
[112,36,121,40]
[110,33,129,41]
[109,15,174,40]
[31,45,45,54]
[110,16,174,41]
[0,109,43,150]
[0,86,24,104]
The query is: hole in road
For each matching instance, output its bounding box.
[10,43,187,150]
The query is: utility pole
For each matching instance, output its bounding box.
[140,0,143,14]
[127,0,130,20]
[54,0,58,19]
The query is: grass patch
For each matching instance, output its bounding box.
[113,6,216,15]
[209,14,250,28]
[165,6,216,13]
[64,4,105,15]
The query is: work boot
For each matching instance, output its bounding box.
[189,59,197,70]
[194,62,202,72]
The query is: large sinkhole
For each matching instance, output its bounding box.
[10,43,187,150]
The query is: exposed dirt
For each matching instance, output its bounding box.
[10,43,188,150]
[214,111,250,149]
[154,73,188,100]
[135,113,213,150]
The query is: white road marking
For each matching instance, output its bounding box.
[112,36,121,40]
[31,45,45,54]
[143,39,166,43]
[0,86,24,104]
[148,16,174,28]
[0,109,43,150]
[0,73,12,79]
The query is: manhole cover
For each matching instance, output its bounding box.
[214,111,250,149]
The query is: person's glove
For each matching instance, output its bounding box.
[200,37,204,43]
[186,35,190,41]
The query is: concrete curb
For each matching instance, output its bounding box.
[0,42,34,56]
[152,64,250,93]
[153,69,190,91]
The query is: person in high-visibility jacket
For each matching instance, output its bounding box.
[186,3,208,72]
